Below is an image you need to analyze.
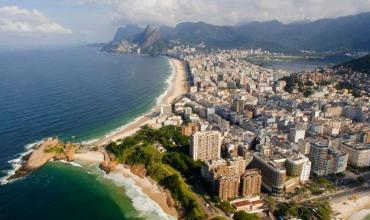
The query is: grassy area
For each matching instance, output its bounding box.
[233,211,261,220]
[306,177,336,195]
[44,145,65,153]
[107,125,207,220]
[276,200,332,220]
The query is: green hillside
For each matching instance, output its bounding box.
[339,55,370,74]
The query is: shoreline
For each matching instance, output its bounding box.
[74,151,178,219]
[1,56,188,218]
[88,56,187,218]
[92,57,187,146]
[331,190,370,220]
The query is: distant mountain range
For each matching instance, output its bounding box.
[104,12,370,53]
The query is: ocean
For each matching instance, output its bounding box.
[0,47,174,219]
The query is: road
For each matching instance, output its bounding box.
[299,185,370,204]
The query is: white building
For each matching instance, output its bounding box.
[190,131,222,161]
[289,128,306,143]
[300,156,311,183]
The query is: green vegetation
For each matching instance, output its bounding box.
[265,196,277,212]
[233,211,260,220]
[44,145,65,153]
[356,176,365,186]
[216,200,236,214]
[276,201,332,220]
[319,80,331,86]
[280,76,303,93]
[307,177,336,195]
[211,217,228,220]
[303,89,314,97]
[338,54,370,74]
[162,152,203,180]
[107,125,206,220]
[336,81,355,90]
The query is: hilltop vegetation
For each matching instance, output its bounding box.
[107,125,206,220]
[337,54,370,74]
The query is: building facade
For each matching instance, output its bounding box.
[240,169,262,197]
[190,131,221,161]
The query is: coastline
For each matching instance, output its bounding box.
[78,56,187,218]
[93,57,187,146]
[331,190,370,220]
[1,56,188,218]
[75,150,178,219]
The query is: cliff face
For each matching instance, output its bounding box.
[102,24,162,53]
[133,25,161,49]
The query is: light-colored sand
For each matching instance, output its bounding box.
[93,58,187,146]
[331,191,370,220]
[74,151,105,163]
[80,58,186,218]
[114,165,178,218]
[349,209,370,220]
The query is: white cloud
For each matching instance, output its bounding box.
[83,0,370,26]
[0,5,72,34]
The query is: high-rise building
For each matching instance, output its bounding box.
[190,131,221,161]
[361,130,370,144]
[289,128,306,143]
[309,143,349,176]
[217,176,240,201]
[160,105,172,116]
[285,157,304,177]
[300,157,311,183]
[181,123,199,136]
[240,169,262,197]
[232,98,245,113]
[201,157,247,183]
[297,139,310,155]
[250,153,286,196]
[339,142,370,167]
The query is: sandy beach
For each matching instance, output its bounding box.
[331,191,370,220]
[75,60,187,218]
[73,151,178,218]
[74,151,105,163]
[93,58,187,146]
[4,57,187,218]
[113,165,178,218]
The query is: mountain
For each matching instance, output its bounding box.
[107,12,370,53]
[112,24,143,42]
[337,54,370,74]
[132,25,161,49]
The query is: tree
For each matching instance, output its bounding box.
[266,196,277,212]
[303,89,314,97]
[233,211,260,220]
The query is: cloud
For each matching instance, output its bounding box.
[0,5,72,34]
[83,0,370,26]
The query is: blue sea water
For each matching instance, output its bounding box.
[0,47,173,219]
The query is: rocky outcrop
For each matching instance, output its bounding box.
[8,138,60,180]
[99,160,117,174]
[130,164,147,178]
[133,25,161,49]
[98,152,117,174]
[165,189,175,207]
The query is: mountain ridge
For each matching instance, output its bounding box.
[106,12,370,53]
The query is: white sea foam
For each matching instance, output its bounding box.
[80,138,100,145]
[54,160,83,168]
[0,139,44,185]
[103,171,176,220]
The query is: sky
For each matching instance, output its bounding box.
[1,0,370,46]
